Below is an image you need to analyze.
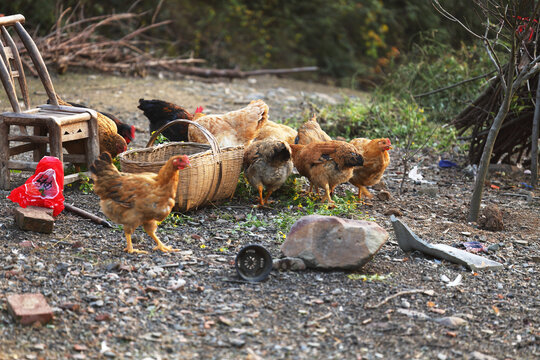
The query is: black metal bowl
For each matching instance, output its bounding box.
[235,244,273,282]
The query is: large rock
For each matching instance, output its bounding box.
[281,215,388,269]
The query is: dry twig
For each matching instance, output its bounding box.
[365,289,435,309]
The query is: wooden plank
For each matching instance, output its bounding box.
[8,143,39,157]
[65,172,88,186]
[63,154,87,163]
[8,134,49,143]
[0,15,25,27]
[6,159,39,171]
[39,104,98,116]
[1,110,92,125]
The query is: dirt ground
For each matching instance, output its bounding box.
[0,72,538,360]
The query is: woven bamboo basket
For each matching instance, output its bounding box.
[118,120,244,212]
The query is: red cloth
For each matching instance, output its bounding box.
[7,156,65,216]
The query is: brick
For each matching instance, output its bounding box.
[14,206,54,233]
[7,293,54,325]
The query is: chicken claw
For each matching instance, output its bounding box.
[124,247,149,255]
[153,244,180,253]
[124,235,148,254]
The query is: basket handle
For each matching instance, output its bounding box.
[146,119,222,157]
[147,119,225,208]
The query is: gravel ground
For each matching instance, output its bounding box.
[0,73,539,360]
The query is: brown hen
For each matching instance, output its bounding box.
[290,140,364,204]
[90,152,190,254]
[243,138,293,206]
[349,138,392,199]
[294,115,332,145]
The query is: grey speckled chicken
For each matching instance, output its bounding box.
[243,138,293,206]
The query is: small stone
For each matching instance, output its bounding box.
[167,278,186,291]
[435,316,468,328]
[230,338,245,347]
[103,351,116,358]
[487,244,500,252]
[90,300,104,308]
[7,293,54,325]
[469,351,498,360]
[95,313,111,322]
[74,344,88,351]
[272,257,306,271]
[400,299,411,308]
[30,344,45,351]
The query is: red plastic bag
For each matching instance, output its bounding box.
[7,156,65,216]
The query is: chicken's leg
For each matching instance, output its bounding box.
[257,184,265,206]
[124,231,148,254]
[143,222,179,253]
[357,186,374,200]
[263,189,274,205]
[323,183,335,205]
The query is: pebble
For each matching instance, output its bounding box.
[487,244,500,252]
[30,344,45,351]
[230,338,245,347]
[401,299,411,308]
[90,300,104,307]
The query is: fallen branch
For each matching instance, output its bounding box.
[170,65,319,78]
[64,202,112,228]
[365,289,435,309]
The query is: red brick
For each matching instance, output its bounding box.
[7,293,54,325]
[14,206,54,233]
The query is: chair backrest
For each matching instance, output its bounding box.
[0,14,59,113]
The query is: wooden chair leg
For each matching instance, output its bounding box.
[33,125,47,162]
[0,120,9,190]
[47,122,63,163]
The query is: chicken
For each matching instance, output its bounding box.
[57,100,136,145]
[243,138,293,206]
[255,120,298,144]
[54,97,127,158]
[100,111,136,145]
[137,98,203,141]
[289,140,364,204]
[349,137,392,199]
[294,115,332,145]
[189,100,268,148]
[89,152,190,254]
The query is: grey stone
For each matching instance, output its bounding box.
[281,215,388,269]
[273,257,306,271]
[391,216,503,271]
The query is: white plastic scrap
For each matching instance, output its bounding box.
[408,165,435,184]
[446,274,463,287]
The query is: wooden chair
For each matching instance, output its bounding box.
[0,14,99,190]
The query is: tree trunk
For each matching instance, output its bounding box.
[468,47,516,222]
[532,77,540,188]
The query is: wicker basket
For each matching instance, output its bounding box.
[118,120,244,212]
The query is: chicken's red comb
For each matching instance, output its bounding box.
[195,106,204,113]
[386,138,391,144]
